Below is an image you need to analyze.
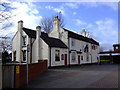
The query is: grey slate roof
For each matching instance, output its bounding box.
[64,28,99,45]
[22,27,67,48]
[113,44,120,47]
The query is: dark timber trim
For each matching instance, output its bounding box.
[49,47,51,67]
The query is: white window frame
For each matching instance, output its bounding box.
[55,50,60,61]
[71,52,76,61]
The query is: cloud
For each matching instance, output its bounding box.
[73,12,77,15]
[64,2,98,9]
[95,18,117,36]
[64,2,118,11]
[65,3,79,9]
[45,5,65,15]
[101,2,118,11]
[90,18,118,50]
[74,19,87,26]
[0,1,42,37]
[73,18,117,50]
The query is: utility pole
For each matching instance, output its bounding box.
[26,44,30,87]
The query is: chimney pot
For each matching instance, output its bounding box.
[36,26,41,30]
[18,20,23,23]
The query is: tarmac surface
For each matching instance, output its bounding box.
[22,64,119,88]
[0,65,2,90]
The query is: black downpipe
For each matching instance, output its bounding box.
[30,38,32,63]
[91,44,92,64]
[68,38,70,66]
[49,47,51,67]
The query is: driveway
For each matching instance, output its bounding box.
[22,64,119,88]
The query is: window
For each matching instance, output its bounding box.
[86,55,89,61]
[81,56,83,60]
[71,38,75,46]
[23,50,26,61]
[13,51,16,61]
[84,44,89,52]
[23,36,27,45]
[55,50,60,61]
[92,45,95,50]
[61,54,64,60]
[71,52,76,61]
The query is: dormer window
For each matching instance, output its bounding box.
[23,36,27,46]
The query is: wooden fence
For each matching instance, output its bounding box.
[2,65,15,88]
[2,60,48,89]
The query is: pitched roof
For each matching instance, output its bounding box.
[64,28,99,45]
[22,27,67,48]
[23,27,36,38]
[113,44,120,47]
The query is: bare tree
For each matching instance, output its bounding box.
[40,12,65,33]
[0,36,12,52]
[41,17,53,33]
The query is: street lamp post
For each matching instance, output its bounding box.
[26,44,30,87]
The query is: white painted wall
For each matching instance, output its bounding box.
[59,28,68,46]
[12,32,22,62]
[12,30,31,63]
[49,27,68,46]
[32,38,39,63]
[69,37,99,65]
[49,26,60,39]
[12,19,99,66]
[91,44,99,63]
[51,48,68,66]
[41,39,49,66]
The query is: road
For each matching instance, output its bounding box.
[0,65,2,90]
[22,64,119,88]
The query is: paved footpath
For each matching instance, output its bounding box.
[21,64,119,88]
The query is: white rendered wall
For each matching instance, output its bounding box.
[49,27,68,46]
[69,37,99,65]
[51,48,68,66]
[12,32,21,62]
[41,39,49,66]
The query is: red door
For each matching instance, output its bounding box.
[78,55,80,64]
[64,54,67,66]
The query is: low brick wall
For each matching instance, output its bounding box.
[15,60,48,88]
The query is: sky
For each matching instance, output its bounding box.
[0,0,119,51]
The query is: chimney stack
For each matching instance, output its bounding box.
[53,16,60,29]
[81,29,86,37]
[18,20,23,62]
[36,26,41,37]
[53,16,60,25]
[18,20,23,32]
[36,26,42,61]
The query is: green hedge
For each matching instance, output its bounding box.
[100,60,110,62]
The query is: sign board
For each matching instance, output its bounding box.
[16,66,20,74]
